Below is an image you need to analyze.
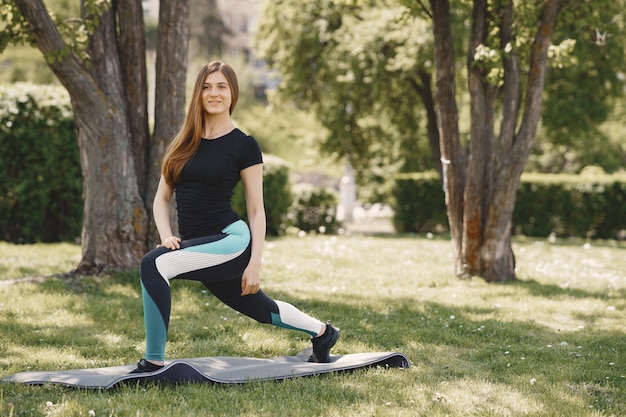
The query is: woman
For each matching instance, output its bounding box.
[131,61,339,373]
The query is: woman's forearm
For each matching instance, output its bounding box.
[153,176,175,242]
[247,209,266,266]
[153,198,173,241]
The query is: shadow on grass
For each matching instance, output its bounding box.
[504,278,626,300]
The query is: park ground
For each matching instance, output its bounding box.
[0,229,624,416]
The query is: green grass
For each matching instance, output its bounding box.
[0,235,624,416]
[0,242,81,281]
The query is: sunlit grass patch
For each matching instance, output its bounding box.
[0,242,81,280]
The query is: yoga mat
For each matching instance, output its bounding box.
[2,349,410,390]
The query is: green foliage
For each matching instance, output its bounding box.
[261,156,294,236]
[392,171,626,239]
[188,0,228,59]
[0,83,82,243]
[232,155,293,236]
[0,0,84,83]
[539,0,625,164]
[0,0,110,64]
[288,183,341,234]
[234,102,330,170]
[514,172,626,239]
[0,0,34,51]
[0,46,56,84]
[255,0,436,181]
[391,171,447,233]
[1,237,625,415]
[527,131,626,174]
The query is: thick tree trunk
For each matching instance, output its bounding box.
[463,0,489,276]
[14,0,191,272]
[73,96,149,273]
[16,0,149,273]
[481,169,519,282]
[480,0,560,282]
[431,0,560,282]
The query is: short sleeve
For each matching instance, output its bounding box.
[240,135,263,170]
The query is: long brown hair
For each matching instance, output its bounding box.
[161,61,240,185]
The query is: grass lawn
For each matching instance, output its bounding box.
[0,235,624,417]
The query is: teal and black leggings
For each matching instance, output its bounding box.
[139,220,323,361]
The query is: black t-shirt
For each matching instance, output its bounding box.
[175,128,263,239]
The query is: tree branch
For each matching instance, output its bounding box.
[16,0,73,66]
[416,0,432,19]
[514,0,561,160]
[497,0,519,155]
[15,0,96,101]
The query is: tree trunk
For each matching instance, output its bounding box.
[430,0,560,282]
[17,0,148,273]
[429,0,466,277]
[481,168,519,282]
[118,0,150,196]
[14,0,191,273]
[410,69,442,177]
[480,0,560,282]
[147,0,190,245]
[78,1,149,272]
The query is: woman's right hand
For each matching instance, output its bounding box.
[158,235,181,250]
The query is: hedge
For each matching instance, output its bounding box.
[391,171,448,234]
[514,173,626,239]
[0,83,82,243]
[392,171,626,239]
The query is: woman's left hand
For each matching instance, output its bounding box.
[241,263,261,296]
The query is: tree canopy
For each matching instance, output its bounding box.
[256,0,625,185]
[256,0,441,194]
[539,1,626,172]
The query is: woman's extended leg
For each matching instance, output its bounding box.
[203,278,339,362]
[202,278,322,335]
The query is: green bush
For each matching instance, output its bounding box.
[0,83,82,243]
[514,172,626,239]
[232,154,293,236]
[391,171,447,234]
[288,183,341,234]
[392,171,626,239]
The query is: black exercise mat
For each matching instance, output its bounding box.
[2,349,410,389]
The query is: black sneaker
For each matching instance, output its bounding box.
[308,322,340,363]
[129,359,164,374]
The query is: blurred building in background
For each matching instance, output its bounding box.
[141,0,279,104]
[216,0,280,99]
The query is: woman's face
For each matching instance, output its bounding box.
[201,71,232,116]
